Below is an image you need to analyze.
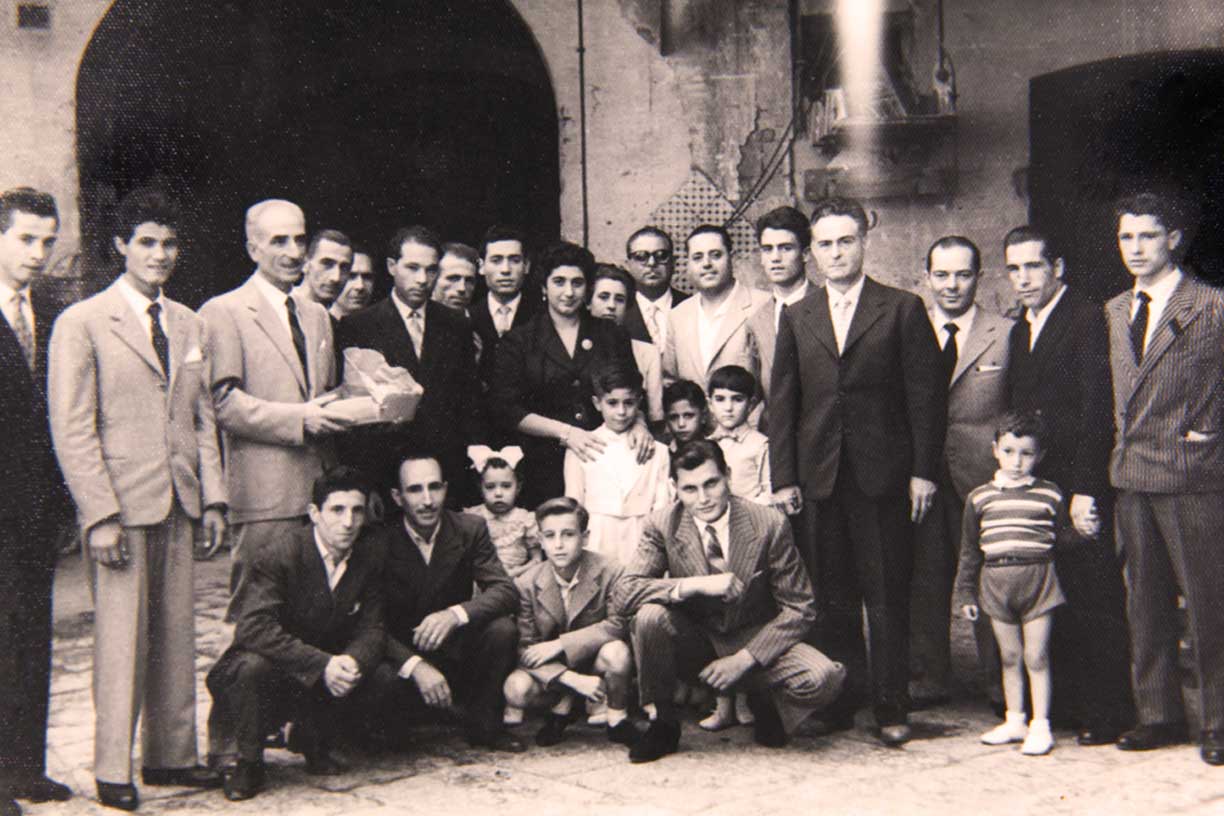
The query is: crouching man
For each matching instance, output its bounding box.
[205,467,388,801]
[615,440,846,762]
[502,497,637,747]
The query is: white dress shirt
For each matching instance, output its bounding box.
[314,529,351,592]
[929,303,977,359]
[773,279,810,331]
[392,289,428,336]
[488,291,521,335]
[827,275,866,354]
[552,564,582,617]
[116,277,167,341]
[637,289,674,347]
[670,502,734,602]
[251,272,296,336]
[698,283,741,369]
[0,280,35,337]
[1130,267,1183,354]
[1025,284,1067,350]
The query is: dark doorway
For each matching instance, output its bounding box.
[1029,50,1224,304]
[77,0,560,307]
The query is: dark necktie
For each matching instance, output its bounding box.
[148,302,170,377]
[1130,291,1151,365]
[942,322,959,382]
[285,296,310,390]
[705,524,729,572]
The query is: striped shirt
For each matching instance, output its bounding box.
[954,476,1066,600]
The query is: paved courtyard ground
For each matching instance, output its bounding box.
[30,552,1224,815]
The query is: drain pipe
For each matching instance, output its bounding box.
[577,0,590,247]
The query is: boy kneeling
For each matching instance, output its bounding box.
[503,497,638,747]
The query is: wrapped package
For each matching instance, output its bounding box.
[328,347,423,425]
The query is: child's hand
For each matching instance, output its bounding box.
[961,604,979,622]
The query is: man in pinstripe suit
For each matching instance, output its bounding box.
[1105,192,1224,766]
[615,440,845,763]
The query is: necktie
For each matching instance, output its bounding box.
[941,322,959,382]
[495,305,512,336]
[1130,291,1151,365]
[285,296,310,390]
[705,524,729,572]
[644,302,663,344]
[407,309,424,357]
[1016,315,1032,354]
[10,291,35,371]
[148,302,170,377]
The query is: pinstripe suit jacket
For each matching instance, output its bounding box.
[1106,272,1224,493]
[615,497,816,667]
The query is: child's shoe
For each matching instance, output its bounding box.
[734,692,755,726]
[586,700,608,726]
[981,711,1028,745]
[1021,718,1054,755]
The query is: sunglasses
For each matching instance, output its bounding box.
[629,249,673,265]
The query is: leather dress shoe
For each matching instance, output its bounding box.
[628,719,681,763]
[1,796,20,816]
[535,714,571,747]
[1117,722,1188,751]
[304,751,349,776]
[12,775,72,802]
[95,781,139,812]
[467,728,527,753]
[1076,725,1121,746]
[607,719,641,746]
[746,693,787,748]
[879,723,912,746]
[142,766,220,788]
[220,761,264,802]
[1200,730,1224,766]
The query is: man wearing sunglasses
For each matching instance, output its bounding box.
[622,227,689,346]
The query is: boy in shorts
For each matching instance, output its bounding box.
[955,411,1067,755]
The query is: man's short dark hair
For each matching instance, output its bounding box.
[387,225,441,262]
[311,466,372,507]
[590,359,643,398]
[708,365,757,399]
[1112,192,1183,235]
[926,235,981,274]
[809,196,870,236]
[670,438,728,480]
[1003,226,1059,265]
[112,187,182,243]
[756,206,811,252]
[625,226,674,257]
[307,228,352,261]
[534,241,595,291]
[663,379,707,413]
[592,263,637,301]
[0,187,58,233]
[535,496,590,532]
[686,224,732,254]
[480,224,529,260]
[994,410,1048,449]
[442,241,480,267]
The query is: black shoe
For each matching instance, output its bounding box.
[220,761,264,802]
[1,797,20,816]
[95,781,139,812]
[1117,722,1189,751]
[1077,725,1121,746]
[304,750,349,776]
[746,693,787,748]
[607,719,641,746]
[12,776,71,802]
[879,723,912,746]
[628,719,681,763]
[467,728,528,753]
[535,714,571,747]
[1201,730,1224,766]
[141,765,221,788]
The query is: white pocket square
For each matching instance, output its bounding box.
[1185,430,1215,442]
[183,346,203,364]
[975,364,1003,372]
[348,601,362,615]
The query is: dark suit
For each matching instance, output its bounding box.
[616,498,844,732]
[206,526,388,764]
[0,284,67,789]
[1007,288,1132,730]
[1106,273,1224,732]
[769,277,946,725]
[488,311,636,508]
[336,298,478,495]
[622,286,690,345]
[376,510,519,735]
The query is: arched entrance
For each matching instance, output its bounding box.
[76,0,560,307]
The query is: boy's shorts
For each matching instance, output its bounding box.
[978,560,1065,624]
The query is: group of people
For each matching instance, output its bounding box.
[1,181,1221,815]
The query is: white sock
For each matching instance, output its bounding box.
[606,708,627,727]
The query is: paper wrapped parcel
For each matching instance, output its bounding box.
[326,347,423,425]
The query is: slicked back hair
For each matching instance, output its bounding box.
[113,187,181,242]
[307,228,352,260]
[926,235,981,274]
[0,186,58,232]
[387,225,442,262]
[756,206,811,252]
[1003,226,1059,265]
[535,496,590,532]
[809,196,869,236]
[670,438,728,480]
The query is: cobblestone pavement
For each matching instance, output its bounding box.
[30,553,1224,815]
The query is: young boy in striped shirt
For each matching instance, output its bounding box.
[955,411,1068,755]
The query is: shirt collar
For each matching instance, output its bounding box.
[696,502,732,548]
[251,270,294,313]
[392,289,426,321]
[774,279,810,307]
[551,562,582,592]
[488,291,521,316]
[403,516,441,550]
[638,289,673,312]
[117,276,165,318]
[313,528,352,568]
[710,423,750,443]
[931,303,976,336]
[827,275,866,308]
[991,471,1037,490]
[1026,283,1067,326]
[1135,266,1182,305]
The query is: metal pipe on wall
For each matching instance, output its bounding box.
[577,0,590,247]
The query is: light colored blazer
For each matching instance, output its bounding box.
[747,296,778,401]
[1106,273,1224,493]
[48,280,225,531]
[199,274,335,525]
[514,550,626,686]
[940,306,1012,500]
[632,338,664,423]
[663,282,771,392]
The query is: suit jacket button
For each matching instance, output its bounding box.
[572,379,581,388]
[574,412,584,421]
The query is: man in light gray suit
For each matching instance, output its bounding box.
[199,199,353,613]
[910,236,1010,706]
[1106,192,1224,766]
[746,206,813,412]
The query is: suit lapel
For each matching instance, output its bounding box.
[537,312,577,371]
[950,309,997,386]
[1029,290,1073,367]
[704,285,751,373]
[534,565,567,631]
[378,299,419,373]
[1108,294,1141,405]
[570,314,597,372]
[297,530,335,616]
[1133,277,1201,394]
[166,303,192,393]
[725,500,760,581]
[670,302,704,376]
[842,278,884,355]
[242,281,306,395]
[563,558,601,625]
[674,511,713,577]
[424,512,464,590]
[105,285,167,380]
[796,289,838,360]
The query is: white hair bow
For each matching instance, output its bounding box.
[467,445,524,472]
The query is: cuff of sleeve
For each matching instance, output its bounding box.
[398,656,422,679]
[449,605,470,625]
